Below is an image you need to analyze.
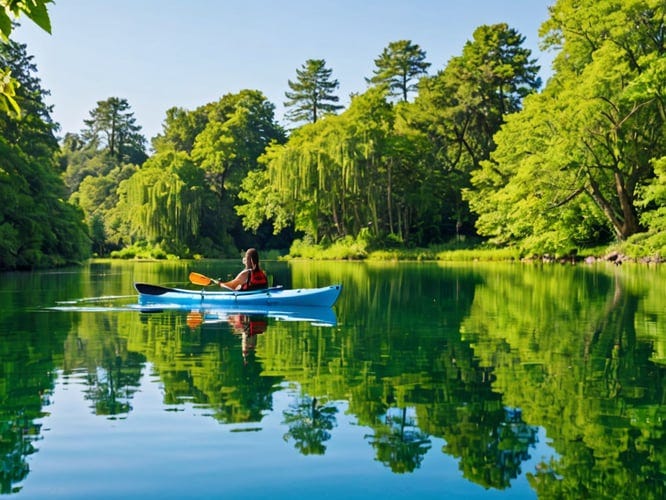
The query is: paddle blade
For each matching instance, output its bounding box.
[187,312,204,329]
[189,272,213,286]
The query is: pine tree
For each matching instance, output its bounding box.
[284,59,343,124]
[82,97,147,164]
[367,40,430,101]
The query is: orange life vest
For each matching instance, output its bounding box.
[242,269,268,290]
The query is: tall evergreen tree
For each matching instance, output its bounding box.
[408,24,540,239]
[367,40,430,102]
[81,97,147,164]
[284,59,343,124]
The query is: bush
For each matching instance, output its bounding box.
[287,236,369,260]
[110,242,179,260]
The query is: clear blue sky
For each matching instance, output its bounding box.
[15,0,555,142]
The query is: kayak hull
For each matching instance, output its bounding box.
[134,283,342,308]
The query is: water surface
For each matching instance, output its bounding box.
[1,259,664,498]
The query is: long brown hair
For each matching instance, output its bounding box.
[245,248,260,271]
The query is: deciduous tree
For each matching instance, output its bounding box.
[0,39,88,269]
[467,0,666,252]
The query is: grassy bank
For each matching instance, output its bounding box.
[284,234,665,263]
[104,232,665,264]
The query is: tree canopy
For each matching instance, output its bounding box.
[81,97,147,164]
[4,0,665,263]
[0,39,88,269]
[466,0,666,254]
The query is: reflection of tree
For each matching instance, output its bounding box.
[83,353,144,417]
[0,413,41,494]
[62,314,145,418]
[462,266,666,498]
[283,396,337,455]
[365,407,431,473]
[126,310,282,424]
[446,406,537,489]
[0,307,69,493]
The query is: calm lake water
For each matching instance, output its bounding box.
[1,259,665,499]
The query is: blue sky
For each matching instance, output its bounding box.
[15,0,555,141]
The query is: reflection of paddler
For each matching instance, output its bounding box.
[229,314,268,362]
[229,314,267,336]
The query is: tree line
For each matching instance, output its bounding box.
[1,0,665,270]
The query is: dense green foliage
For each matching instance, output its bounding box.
[238,23,541,248]
[120,89,288,257]
[59,97,147,255]
[467,0,666,256]
[0,39,88,269]
[3,0,665,265]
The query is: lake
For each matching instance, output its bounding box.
[1,259,665,498]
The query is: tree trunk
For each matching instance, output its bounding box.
[586,172,640,241]
[387,163,394,234]
[614,171,641,239]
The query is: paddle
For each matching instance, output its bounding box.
[189,271,234,289]
[189,271,219,286]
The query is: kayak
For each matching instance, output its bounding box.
[134,282,342,308]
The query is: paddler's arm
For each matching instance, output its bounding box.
[220,269,250,290]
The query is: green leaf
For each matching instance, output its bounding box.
[23,0,52,34]
[0,10,12,41]
[0,68,21,117]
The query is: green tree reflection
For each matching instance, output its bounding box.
[283,396,338,455]
[461,265,666,498]
[83,353,143,417]
[365,406,431,473]
[126,310,282,424]
[0,304,69,493]
[12,259,664,498]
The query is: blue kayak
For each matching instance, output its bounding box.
[134,283,342,308]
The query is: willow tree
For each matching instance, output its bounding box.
[467,0,666,253]
[114,151,206,254]
[239,87,403,244]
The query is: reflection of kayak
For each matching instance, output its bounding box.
[134,283,342,308]
[186,305,338,327]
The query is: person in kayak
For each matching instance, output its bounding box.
[220,248,269,290]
